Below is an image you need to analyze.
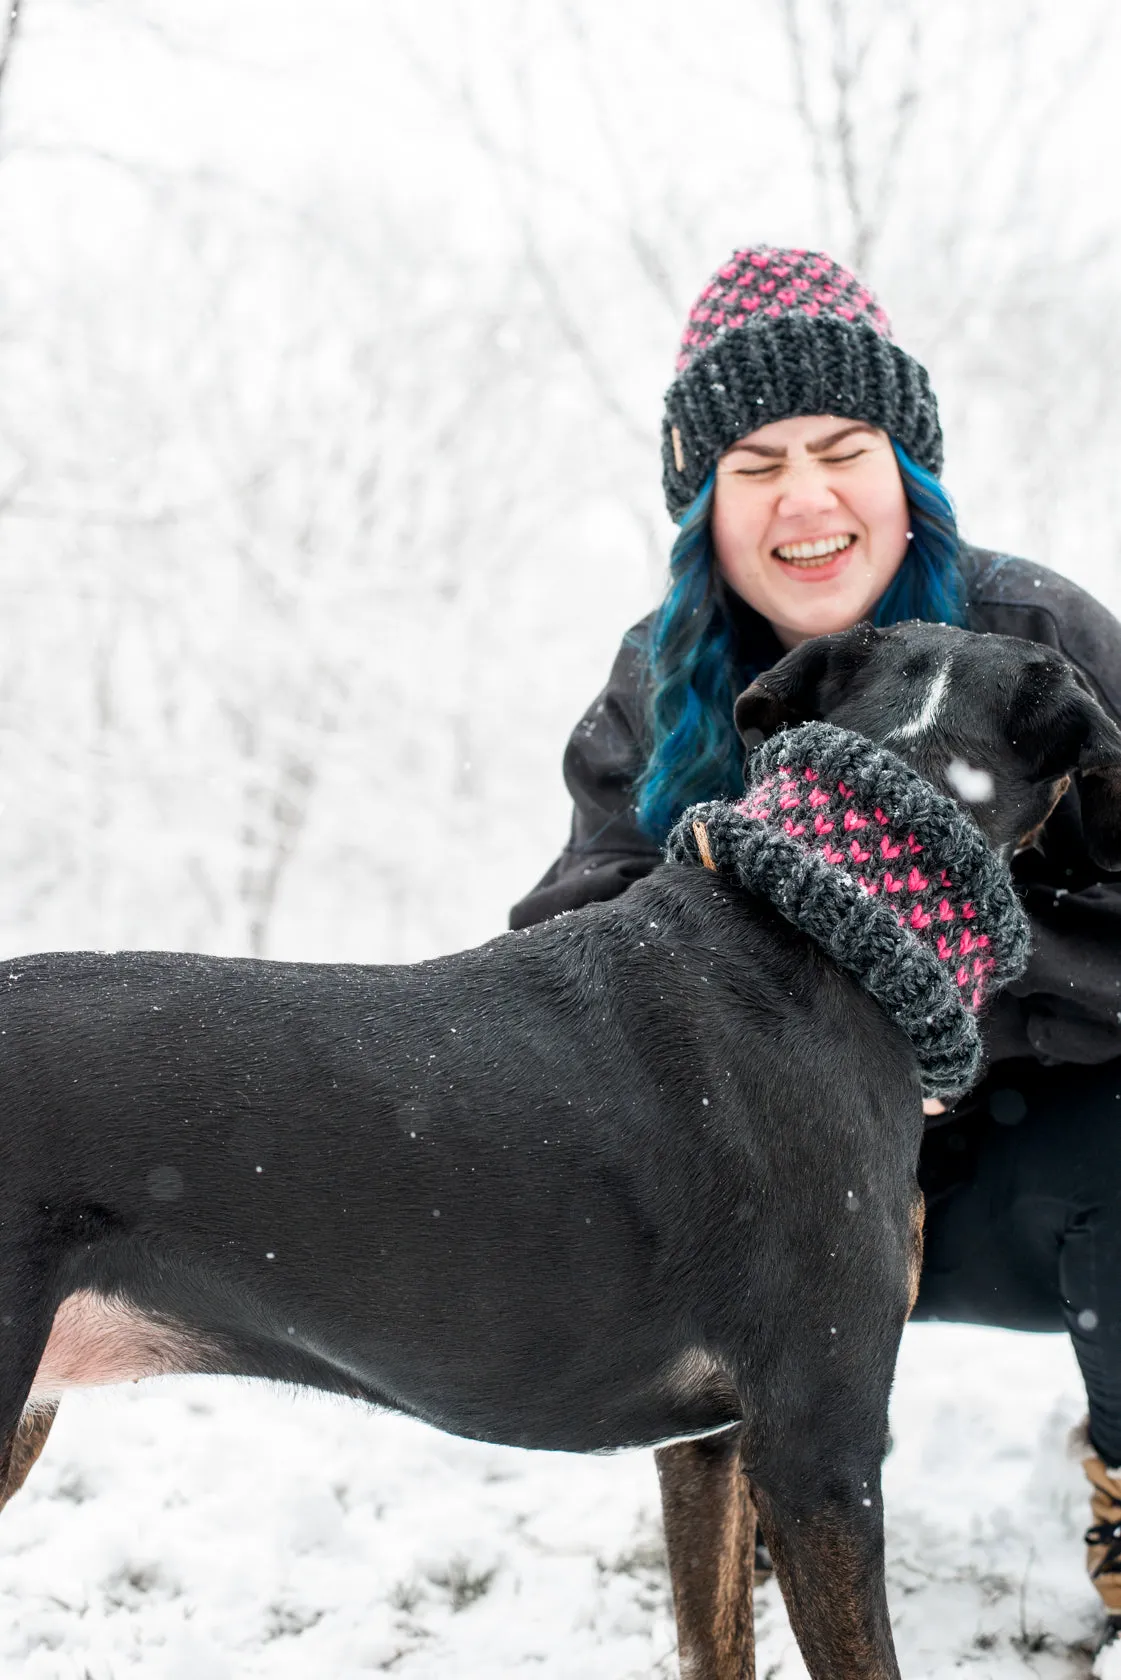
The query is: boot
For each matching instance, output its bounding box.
[1082,1447,1121,1644]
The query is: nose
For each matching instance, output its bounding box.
[776,463,840,521]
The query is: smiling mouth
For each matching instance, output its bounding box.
[773,534,856,567]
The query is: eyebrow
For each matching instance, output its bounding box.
[726,423,879,460]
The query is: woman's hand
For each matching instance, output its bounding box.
[922,1098,946,1117]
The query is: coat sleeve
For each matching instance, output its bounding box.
[509,622,664,930]
[1001,885,1121,1064]
[970,559,1121,1068]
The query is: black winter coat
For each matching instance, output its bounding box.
[510,547,1121,1076]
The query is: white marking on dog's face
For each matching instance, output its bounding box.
[945,757,996,803]
[887,661,952,742]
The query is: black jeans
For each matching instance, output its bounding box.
[914,1056,1121,1465]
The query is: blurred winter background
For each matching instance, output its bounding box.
[0,3,1119,1676]
[3,0,1120,964]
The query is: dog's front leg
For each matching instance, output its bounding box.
[745,1345,903,1680]
[750,1469,899,1680]
[655,1429,756,1680]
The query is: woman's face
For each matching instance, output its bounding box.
[710,414,911,649]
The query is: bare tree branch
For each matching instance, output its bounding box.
[779,0,834,239]
[779,0,926,272]
[827,0,866,263]
[867,10,923,247]
[0,0,23,135]
[557,1,679,318]
[386,6,654,453]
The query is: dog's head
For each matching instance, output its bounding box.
[733,621,1121,868]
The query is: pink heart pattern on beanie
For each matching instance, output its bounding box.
[676,246,892,374]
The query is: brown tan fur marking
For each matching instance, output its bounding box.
[906,1192,925,1317]
[656,1431,756,1680]
[1017,774,1071,852]
[0,1402,58,1513]
[751,1490,899,1680]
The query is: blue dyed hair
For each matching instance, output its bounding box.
[632,440,965,842]
[873,443,965,629]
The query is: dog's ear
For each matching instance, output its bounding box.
[733,623,882,749]
[733,640,832,747]
[1080,766,1121,870]
[1016,661,1121,870]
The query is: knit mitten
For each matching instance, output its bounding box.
[667,721,1031,1101]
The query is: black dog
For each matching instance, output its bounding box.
[2,623,1120,1680]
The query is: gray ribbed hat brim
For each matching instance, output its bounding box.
[662,314,943,520]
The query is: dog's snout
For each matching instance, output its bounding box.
[734,623,1121,866]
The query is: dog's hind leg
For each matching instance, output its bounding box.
[0,1403,59,1512]
[656,1428,757,1680]
[0,1264,66,1511]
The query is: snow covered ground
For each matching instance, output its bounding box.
[0,1323,1105,1678]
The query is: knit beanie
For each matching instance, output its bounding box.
[662,245,943,520]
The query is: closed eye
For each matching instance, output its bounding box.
[733,449,868,477]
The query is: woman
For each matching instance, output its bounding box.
[510,246,1121,1642]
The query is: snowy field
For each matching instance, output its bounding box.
[0,1324,1105,1679]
